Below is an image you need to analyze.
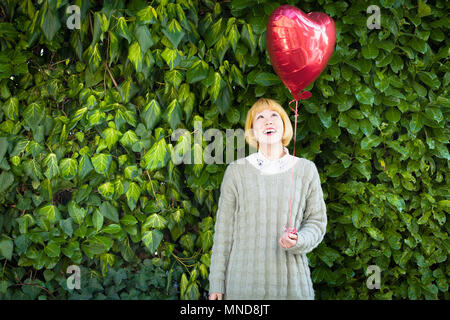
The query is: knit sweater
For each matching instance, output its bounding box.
[208,156,327,300]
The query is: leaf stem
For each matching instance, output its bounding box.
[14,275,57,300]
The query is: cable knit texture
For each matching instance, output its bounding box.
[209,156,327,300]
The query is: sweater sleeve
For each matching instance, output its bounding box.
[285,161,327,255]
[209,164,238,294]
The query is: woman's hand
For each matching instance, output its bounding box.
[279,231,298,249]
[209,293,223,300]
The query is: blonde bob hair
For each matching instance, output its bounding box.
[244,98,293,150]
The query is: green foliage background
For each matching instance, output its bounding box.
[0,0,448,299]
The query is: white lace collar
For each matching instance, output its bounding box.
[246,146,297,175]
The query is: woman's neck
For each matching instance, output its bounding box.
[258,143,285,161]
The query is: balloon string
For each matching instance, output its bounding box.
[286,99,298,234]
[285,90,311,234]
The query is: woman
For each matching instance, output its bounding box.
[208,98,327,300]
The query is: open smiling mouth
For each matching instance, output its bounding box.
[263,129,276,136]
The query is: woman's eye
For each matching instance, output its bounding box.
[272,113,278,117]
[257,115,263,119]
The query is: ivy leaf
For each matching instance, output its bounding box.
[87,44,102,73]
[99,201,119,223]
[355,86,374,105]
[120,130,139,149]
[255,72,281,86]
[44,240,61,258]
[23,102,44,129]
[417,71,440,89]
[142,229,163,253]
[318,247,341,267]
[143,213,168,230]
[0,137,7,164]
[59,158,78,180]
[92,209,104,232]
[136,6,157,24]
[366,227,385,241]
[141,99,161,131]
[361,43,379,59]
[387,193,406,213]
[109,31,119,65]
[59,218,74,237]
[383,108,401,123]
[409,113,423,134]
[0,171,14,194]
[38,204,59,223]
[386,230,402,250]
[217,82,231,115]
[162,19,185,48]
[91,12,105,46]
[204,18,224,48]
[88,109,105,126]
[424,107,443,123]
[116,17,131,43]
[0,237,13,261]
[163,99,182,130]
[199,230,213,251]
[126,182,141,211]
[135,25,153,53]
[17,214,35,234]
[409,38,427,54]
[180,273,188,298]
[361,135,382,150]
[44,153,60,180]
[165,69,184,89]
[91,153,112,176]
[120,215,138,226]
[186,60,209,84]
[41,4,60,41]
[78,155,94,180]
[142,135,170,172]
[102,127,120,150]
[214,35,229,64]
[3,97,18,121]
[210,72,222,101]
[227,23,240,53]
[418,1,432,17]
[101,224,122,234]
[81,239,108,259]
[128,42,143,73]
[230,64,244,88]
[124,166,139,183]
[180,233,196,253]
[23,159,44,181]
[161,48,180,70]
[68,201,86,225]
[98,181,115,200]
[241,23,256,56]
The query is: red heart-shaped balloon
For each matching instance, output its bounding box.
[266,5,336,100]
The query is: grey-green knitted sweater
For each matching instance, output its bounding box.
[209,157,327,300]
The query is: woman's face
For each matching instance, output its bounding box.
[252,108,284,147]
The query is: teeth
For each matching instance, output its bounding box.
[264,129,275,134]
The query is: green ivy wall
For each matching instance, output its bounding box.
[0,0,448,299]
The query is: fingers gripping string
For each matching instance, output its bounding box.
[284,91,311,235]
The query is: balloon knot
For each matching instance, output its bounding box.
[298,91,312,100]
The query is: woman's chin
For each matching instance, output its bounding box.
[258,136,282,146]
